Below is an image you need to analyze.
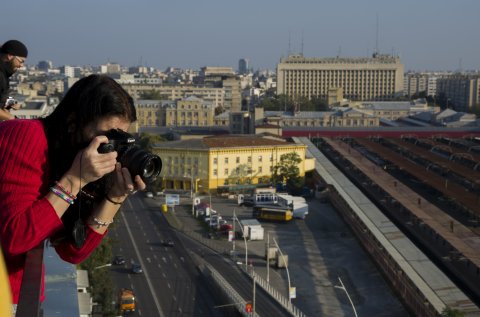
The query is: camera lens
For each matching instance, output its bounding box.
[120,147,162,183]
[142,156,162,180]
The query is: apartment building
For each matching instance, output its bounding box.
[277,54,404,101]
[436,75,480,112]
[153,135,313,191]
[404,73,428,97]
[122,84,225,108]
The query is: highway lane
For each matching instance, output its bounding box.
[109,193,221,317]
[177,230,293,317]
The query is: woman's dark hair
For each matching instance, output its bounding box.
[42,74,136,246]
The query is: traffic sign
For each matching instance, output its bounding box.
[165,194,180,206]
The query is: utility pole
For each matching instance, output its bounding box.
[266,233,270,283]
[252,269,256,316]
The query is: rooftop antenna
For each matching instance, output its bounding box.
[458,57,463,72]
[301,29,304,56]
[374,13,379,57]
[337,46,342,58]
[288,31,292,56]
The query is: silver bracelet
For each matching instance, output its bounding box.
[93,217,114,228]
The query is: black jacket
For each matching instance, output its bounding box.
[0,61,12,106]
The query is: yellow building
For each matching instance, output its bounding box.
[166,96,215,127]
[152,135,314,191]
[135,97,215,128]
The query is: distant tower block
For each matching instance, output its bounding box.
[238,58,249,74]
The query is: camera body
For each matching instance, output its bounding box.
[98,129,162,183]
[5,97,17,110]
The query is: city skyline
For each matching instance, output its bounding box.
[2,0,479,72]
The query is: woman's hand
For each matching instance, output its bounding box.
[107,163,147,202]
[67,136,118,185]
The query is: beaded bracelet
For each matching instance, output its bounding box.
[50,186,75,205]
[54,181,77,200]
[93,217,114,228]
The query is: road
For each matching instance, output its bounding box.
[108,193,221,317]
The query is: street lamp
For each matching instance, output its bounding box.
[232,209,248,269]
[92,263,112,271]
[334,276,358,317]
[272,237,292,305]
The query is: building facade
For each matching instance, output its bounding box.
[135,97,215,128]
[436,75,480,113]
[122,84,225,108]
[153,135,312,191]
[277,54,404,101]
[239,58,250,74]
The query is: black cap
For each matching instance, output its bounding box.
[0,40,28,58]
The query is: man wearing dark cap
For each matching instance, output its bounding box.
[0,39,28,121]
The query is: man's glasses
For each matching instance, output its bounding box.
[14,56,25,64]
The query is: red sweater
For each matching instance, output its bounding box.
[0,119,105,304]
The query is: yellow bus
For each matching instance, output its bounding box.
[252,206,293,222]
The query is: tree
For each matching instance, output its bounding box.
[78,237,116,316]
[137,132,165,151]
[139,90,168,100]
[272,152,303,192]
[441,306,465,317]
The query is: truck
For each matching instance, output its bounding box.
[118,288,135,315]
[248,225,264,241]
[238,219,262,239]
[276,194,309,219]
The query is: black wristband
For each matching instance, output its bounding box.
[105,195,124,205]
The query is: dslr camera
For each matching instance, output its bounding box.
[98,129,162,183]
[5,97,17,110]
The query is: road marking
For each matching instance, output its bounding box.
[121,202,165,317]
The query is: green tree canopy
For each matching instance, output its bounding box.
[139,89,169,100]
[441,306,465,317]
[138,132,165,151]
[273,152,302,188]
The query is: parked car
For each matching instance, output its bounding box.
[131,264,143,274]
[219,223,233,232]
[112,255,126,265]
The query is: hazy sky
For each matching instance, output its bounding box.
[2,0,479,72]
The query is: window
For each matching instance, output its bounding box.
[247,156,251,163]
[224,168,229,175]
[258,156,262,162]
[236,157,240,163]
[213,169,217,176]
[213,158,217,165]
[258,166,263,173]
[225,157,229,164]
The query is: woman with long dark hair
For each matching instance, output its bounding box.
[0,74,146,310]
